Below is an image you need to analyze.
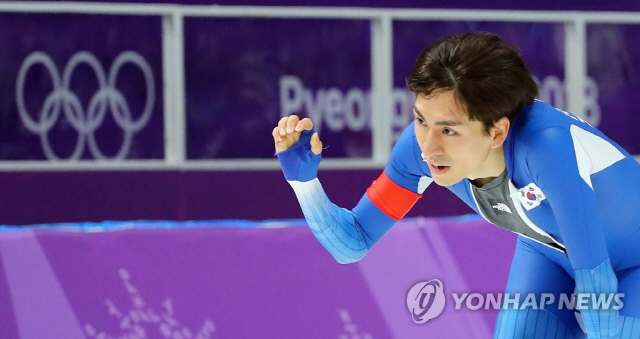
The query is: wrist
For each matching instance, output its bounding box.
[276,130,321,182]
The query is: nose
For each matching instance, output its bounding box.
[421,129,444,158]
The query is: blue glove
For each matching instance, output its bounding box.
[275,129,322,182]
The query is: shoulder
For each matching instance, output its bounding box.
[511,103,630,187]
[513,100,627,156]
[511,101,581,147]
[507,101,590,181]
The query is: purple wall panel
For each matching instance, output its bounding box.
[0,170,472,226]
[0,13,164,161]
[393,21,564,85]
[587,24,640,154]
[184,18,371,159]
[391,22,565,138]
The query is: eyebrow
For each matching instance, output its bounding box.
[413,106,463,126]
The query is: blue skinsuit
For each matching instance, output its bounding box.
[278,101,640,338]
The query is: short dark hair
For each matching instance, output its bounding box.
[407,32,538,134]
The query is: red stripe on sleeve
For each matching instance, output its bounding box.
[366,171,421,221]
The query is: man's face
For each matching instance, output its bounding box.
[413,91,496,186]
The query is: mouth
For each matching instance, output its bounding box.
[428,162,450,175]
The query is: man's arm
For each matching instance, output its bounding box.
[274,116,430,263]
[526,126,624,339]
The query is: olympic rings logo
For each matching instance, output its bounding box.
[16,51,155,161]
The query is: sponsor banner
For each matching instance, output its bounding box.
[0,13,164,160]
[587,24,640,155]
[188,19,639,158]
[392,22,569,138]
[3,13,637,160]
[185,20,567,158]
[0,216,515,338]
[183,17,372,159]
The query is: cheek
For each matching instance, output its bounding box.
[449,139,488,165]
[466,141,493,166]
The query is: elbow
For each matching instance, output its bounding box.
[335,257,361,264]
[333,250,369,264]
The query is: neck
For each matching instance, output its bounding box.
[468,146,506,187]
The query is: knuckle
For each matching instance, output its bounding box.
[287,116,299,126]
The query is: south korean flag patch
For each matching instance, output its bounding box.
[518,183,546,210]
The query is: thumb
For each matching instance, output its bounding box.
[310,132,323,155]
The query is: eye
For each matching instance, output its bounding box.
[415,116,426,125]
[443,128,456,136]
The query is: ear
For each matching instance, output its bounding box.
[490,116,510,148]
